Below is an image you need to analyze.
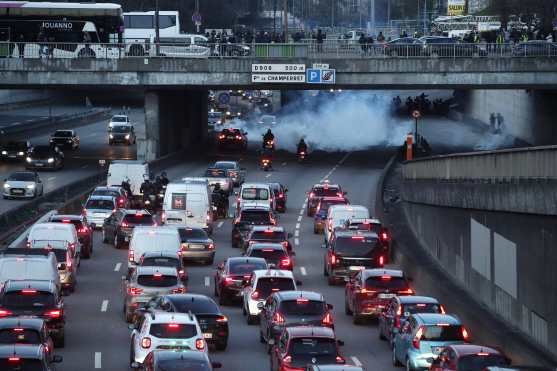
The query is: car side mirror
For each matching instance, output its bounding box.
[52,355,63,363]
[257,302,265,310]
[212,362,223,369]
[327,303,334,310]
[337,340,345,347]
[296,280,303,286]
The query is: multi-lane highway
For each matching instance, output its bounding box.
[0,108,143,214]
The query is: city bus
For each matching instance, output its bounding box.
[123,11,181,56]
[0,1,124,58]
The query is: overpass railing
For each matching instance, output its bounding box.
[403,145,557,181]
[1,41,557,59]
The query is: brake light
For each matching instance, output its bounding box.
[251,291,259,300]
[8,357,20,362]
[128,250,134,262]
[178,269,185,277]
[440,305,446,314]
[330,254,337,265]
[66,259,73,271]
[127,287,143,296]
[309,192,314,198]
[413,326,424,349]
[379,256,384,266]
[195,338,205,350]
[398,288,414,294]
[219,134,225,139]
[121,222,129,228]
[21,289,37,294]
[26,241,31,248]
[278,193,284,199]
[381,275,391,280]
[358,288,375,294]
[153,273,163,278]
[224,277,234,285]
[161,212,166,222]
[141,337,151,349]
[280,257,291,267]
[216,315,228,323]
[477,352,490,356]
[437,323,450,326]
[296,297,309,303]
[167,324,180,329]
[462,327,470,341]
[62,219,71,223]
[69,243,76,250]
[273,312,285,324]
[235,135,242,140]
[322,312,334,326]
[281,241,288,249]
[396,306,402,316]
[282,355,292,364]
[78,227,88,233]
[380,230,390,241]
[172,287,186,293]
[0,309,12,317]
[45,309,62,318]
[13,328,24,332]
[118,197,125,206]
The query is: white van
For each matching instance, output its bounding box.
[162,181,213,234]
[324,205,370,243]
[128,226,181,271]
[107,160,149,197]
[237,183,273,211]
[0,254,60,291]
[27,222,81,260]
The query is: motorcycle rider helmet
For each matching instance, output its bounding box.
[213,183,221,191]
[161,171,167,178]
[149,172,155,181]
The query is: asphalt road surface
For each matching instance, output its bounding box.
[0,108,144,214]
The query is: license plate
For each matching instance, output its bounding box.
[12,189,24,194]
[35,163,44,167]
[203,333,213,339]
[227,136,234,139]
[8,155,15,158]
[379,293,396,299]
[349,266,365,271]
[189,244,204,249]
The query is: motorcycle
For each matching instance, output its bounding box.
[143,193,157,212]
[297,150,307,163]
[260,156,272,171]
[263,138,275,151]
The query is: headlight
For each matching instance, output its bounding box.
[47,158,54,163]
[17,151,24,156]
[3,183,9,189]
[26,184,35,189]
[125,134,130,139]
[49,139,53,142]
[26,157,32,163]
[226,111,231,116]
[109,134,114,139]
[217,120,222,124]
[264,104,268,107]
[1,151,6,155]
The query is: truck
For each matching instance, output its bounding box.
[107,160,149,206]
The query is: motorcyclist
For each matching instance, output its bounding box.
[262,129,274,148]
[140,175,154,207]
[297,138,308,154]
[212,183,229,218]
[121,177,132,197]
[260,147,273,170]
[160,171,169,187]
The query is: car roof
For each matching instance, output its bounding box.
[133,226,177,235]
[151,311,197,325]
[94,186,122,191]
[8,171,35,177]
[275,290,324,302]
[250,226,284,232]
[50,214,84,221]
[253,269,294,279]
[362,268,404,278]
[242,182,271,188]
[227,256,267,264]
[0,317,45,330]
[312,183,341,189]
[319,196,346,202]
[413,313,461,325]
[0,344,45,359]
[136,266,177,276]
[141,251,179,259]
[4,279,56,293]
[449,344,502,356]
[333,230,378,238]
[249,243,286,251]
[214,161,237,166]
[87,195,116,201]
[166,293,215,306]
[286,326,335,338]
[397,296,440,304]
[153,349,210,362]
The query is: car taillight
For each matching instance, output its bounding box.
[322,312,334,326]
[0,309,12,317]
[172,287,186,294]
[273,312,285,324]
[224,276,234,285]
[219,134,225,140]
[8,357,20,363]
[394,316,401,328]
[330,253,337,265]
[278,193,284,199]
[141,337,151,349]
[127,287,143,296]
[21,289,37,294]
[280,257,291,267]
[78,227,88,233]
[121,222,129,228]
[195,338,205,350]
[69,243,76,250]
[44,309,62,318]
[282,355,292,364]
[357,288,375,295]
[309,192,314,198]
[128,250,134,262]
[66,259,73,271]
[380,229,390,241]
[12,328,24,332]
[216,315,228,323]
[251,290,259,300]
[207,243,215,250]
[462,327,470,341]
[26,241,31,248]
[379,256,384,266]
[336,356,345,364]
[398,288,413,295]
[413,326,424,349]
[161,212,166,222]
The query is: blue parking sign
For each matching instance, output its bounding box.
[306,69,321,83]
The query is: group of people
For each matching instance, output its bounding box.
[391,93,452,117]
[136,172,169,209]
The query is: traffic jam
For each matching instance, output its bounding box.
[0,154,515,371]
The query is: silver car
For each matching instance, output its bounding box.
[212,161,246,186]
[2,171,44,199]
[83,195,116,228]
[176,226,215,265]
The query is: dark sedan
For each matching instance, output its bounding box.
[214,257,267,305]
[26,145,64,170]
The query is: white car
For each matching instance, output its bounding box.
[129,311,207,366]
[108,114,131,130]
[83,195,117,228]
[3,171,43,199]
[237,183,274,211]
[258,115,277,127]
[242,269,298,325]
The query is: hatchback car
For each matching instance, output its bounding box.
[133,349,221,370]
[392,313,470,371]
[269,326,345,371]
[345,269,413,324]
[83,195,116,228]
[307,182,345,216]
[231,205,276,248]
[143,294,229,350]
[26,145,64,171]
[259,291,334,345]
[0,280,65,347]
[379,296,445,345]
[305,366,364,371]
[313,197,349,234]
[91,186,129,209]
[244,226,292,253]
[26,241,77,294]
[429,344,510,371]
[214,257,268,305]
[217,128,248,151]
[245,243,293,270]
[123,266,186,322]
[0,344,62,371]
[0,318,53,356]
[138,251,187,283]
[176,226,215,265]
[49,214,93,259]
[3,171,43,199]
[103,209,154,248]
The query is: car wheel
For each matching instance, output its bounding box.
[406,358,414,371]
[392,346,402,367]
[344,296,353,315]
[129,337,136,366]
[102,230,108,243]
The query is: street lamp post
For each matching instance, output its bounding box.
[155,0,160,56]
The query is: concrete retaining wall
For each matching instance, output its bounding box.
[403,201,557,359]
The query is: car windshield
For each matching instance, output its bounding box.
[111,125,131,133]
[111,116,127,122]
[365,276,408,290]
[290,338,336,356]
[141,257,179,269]
[157,359,210,371]
[239,210,271,224]
[171,298,219,314]
[137,275,177,287]
[29,147,51,156]
[85,199,114,210]
[205,169,226,177]
[92,189,119,197]
[401,303,442,316]
[215,162,235,169]
[228,260,267,275]
[0,359,45,370]
[313,187,340,197]
[334,236,378,257]
[6,142,27,150]
[242,188,269,200]
[208,112,223,118]
[280,300,325,316]
[7,172,34,182]
[178,228,208,241]
[149,323,196,339]
[250,231,286,242]
[457,354,508,371]
[123,214,154,225]
[422,325,465,341]
[2,291,55,309]
[51,218,84,230]
[0,329,41,344]
[248,248,286,261]
[53,131,72,137]
[255,277,295,298]
[318,199,348,212]
[347,222,381,232]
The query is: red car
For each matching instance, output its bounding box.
[49,214,93,259]
[269,326,345,371]
[429,344,510,371]
[345,268,413,324]
[217,128,248,151]
[306,182,345,217]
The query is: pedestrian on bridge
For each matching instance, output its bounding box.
[316,29,324,52]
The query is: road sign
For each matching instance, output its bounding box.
[252,64,306,73]
[412,110,421,119]
[192,12,202,24]
[251,74,306,83]
[218,92,230,104]
[312,63,329,69]
[306,68,336,84]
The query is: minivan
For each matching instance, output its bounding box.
[237,183,274,211]
[27,222,81,260]
[162,181,213,234]
[128,226,181,273]
[0,253,60,291]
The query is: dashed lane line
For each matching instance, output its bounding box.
[294,230,299,237]
[217,221,224,228]
[100,300,108,312]
[204,277,210,287]
[297,216,302,222]
[294,238,299,246]
[114,263,121,272]
[295,223,300,229]
[94,352,102,369]
[300,267,307,276]
[351,356,362,367]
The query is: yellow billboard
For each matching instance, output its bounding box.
[448,0,466,16]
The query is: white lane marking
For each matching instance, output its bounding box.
[265,174,271,178]
[88,133,98,137]
[339,152,350,164]
[204,277,210,287]
[295,223,300,229]
[217,221,224,228]
[300,267,307,276]
[297,216,302,222]
[47,176,56,181]
[114,263,121,272]
[299,210,304,216]
[94,352,102,369]
[351,356,362,367]
[100,300,109,312]
[294,238,299,246]
[294,230,299,237]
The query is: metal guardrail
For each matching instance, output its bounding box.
[403,145,557,181]
[0,41,556,59]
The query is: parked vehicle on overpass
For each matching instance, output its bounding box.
[123,10,181,56]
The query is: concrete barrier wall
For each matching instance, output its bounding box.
[403,201,557,359]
